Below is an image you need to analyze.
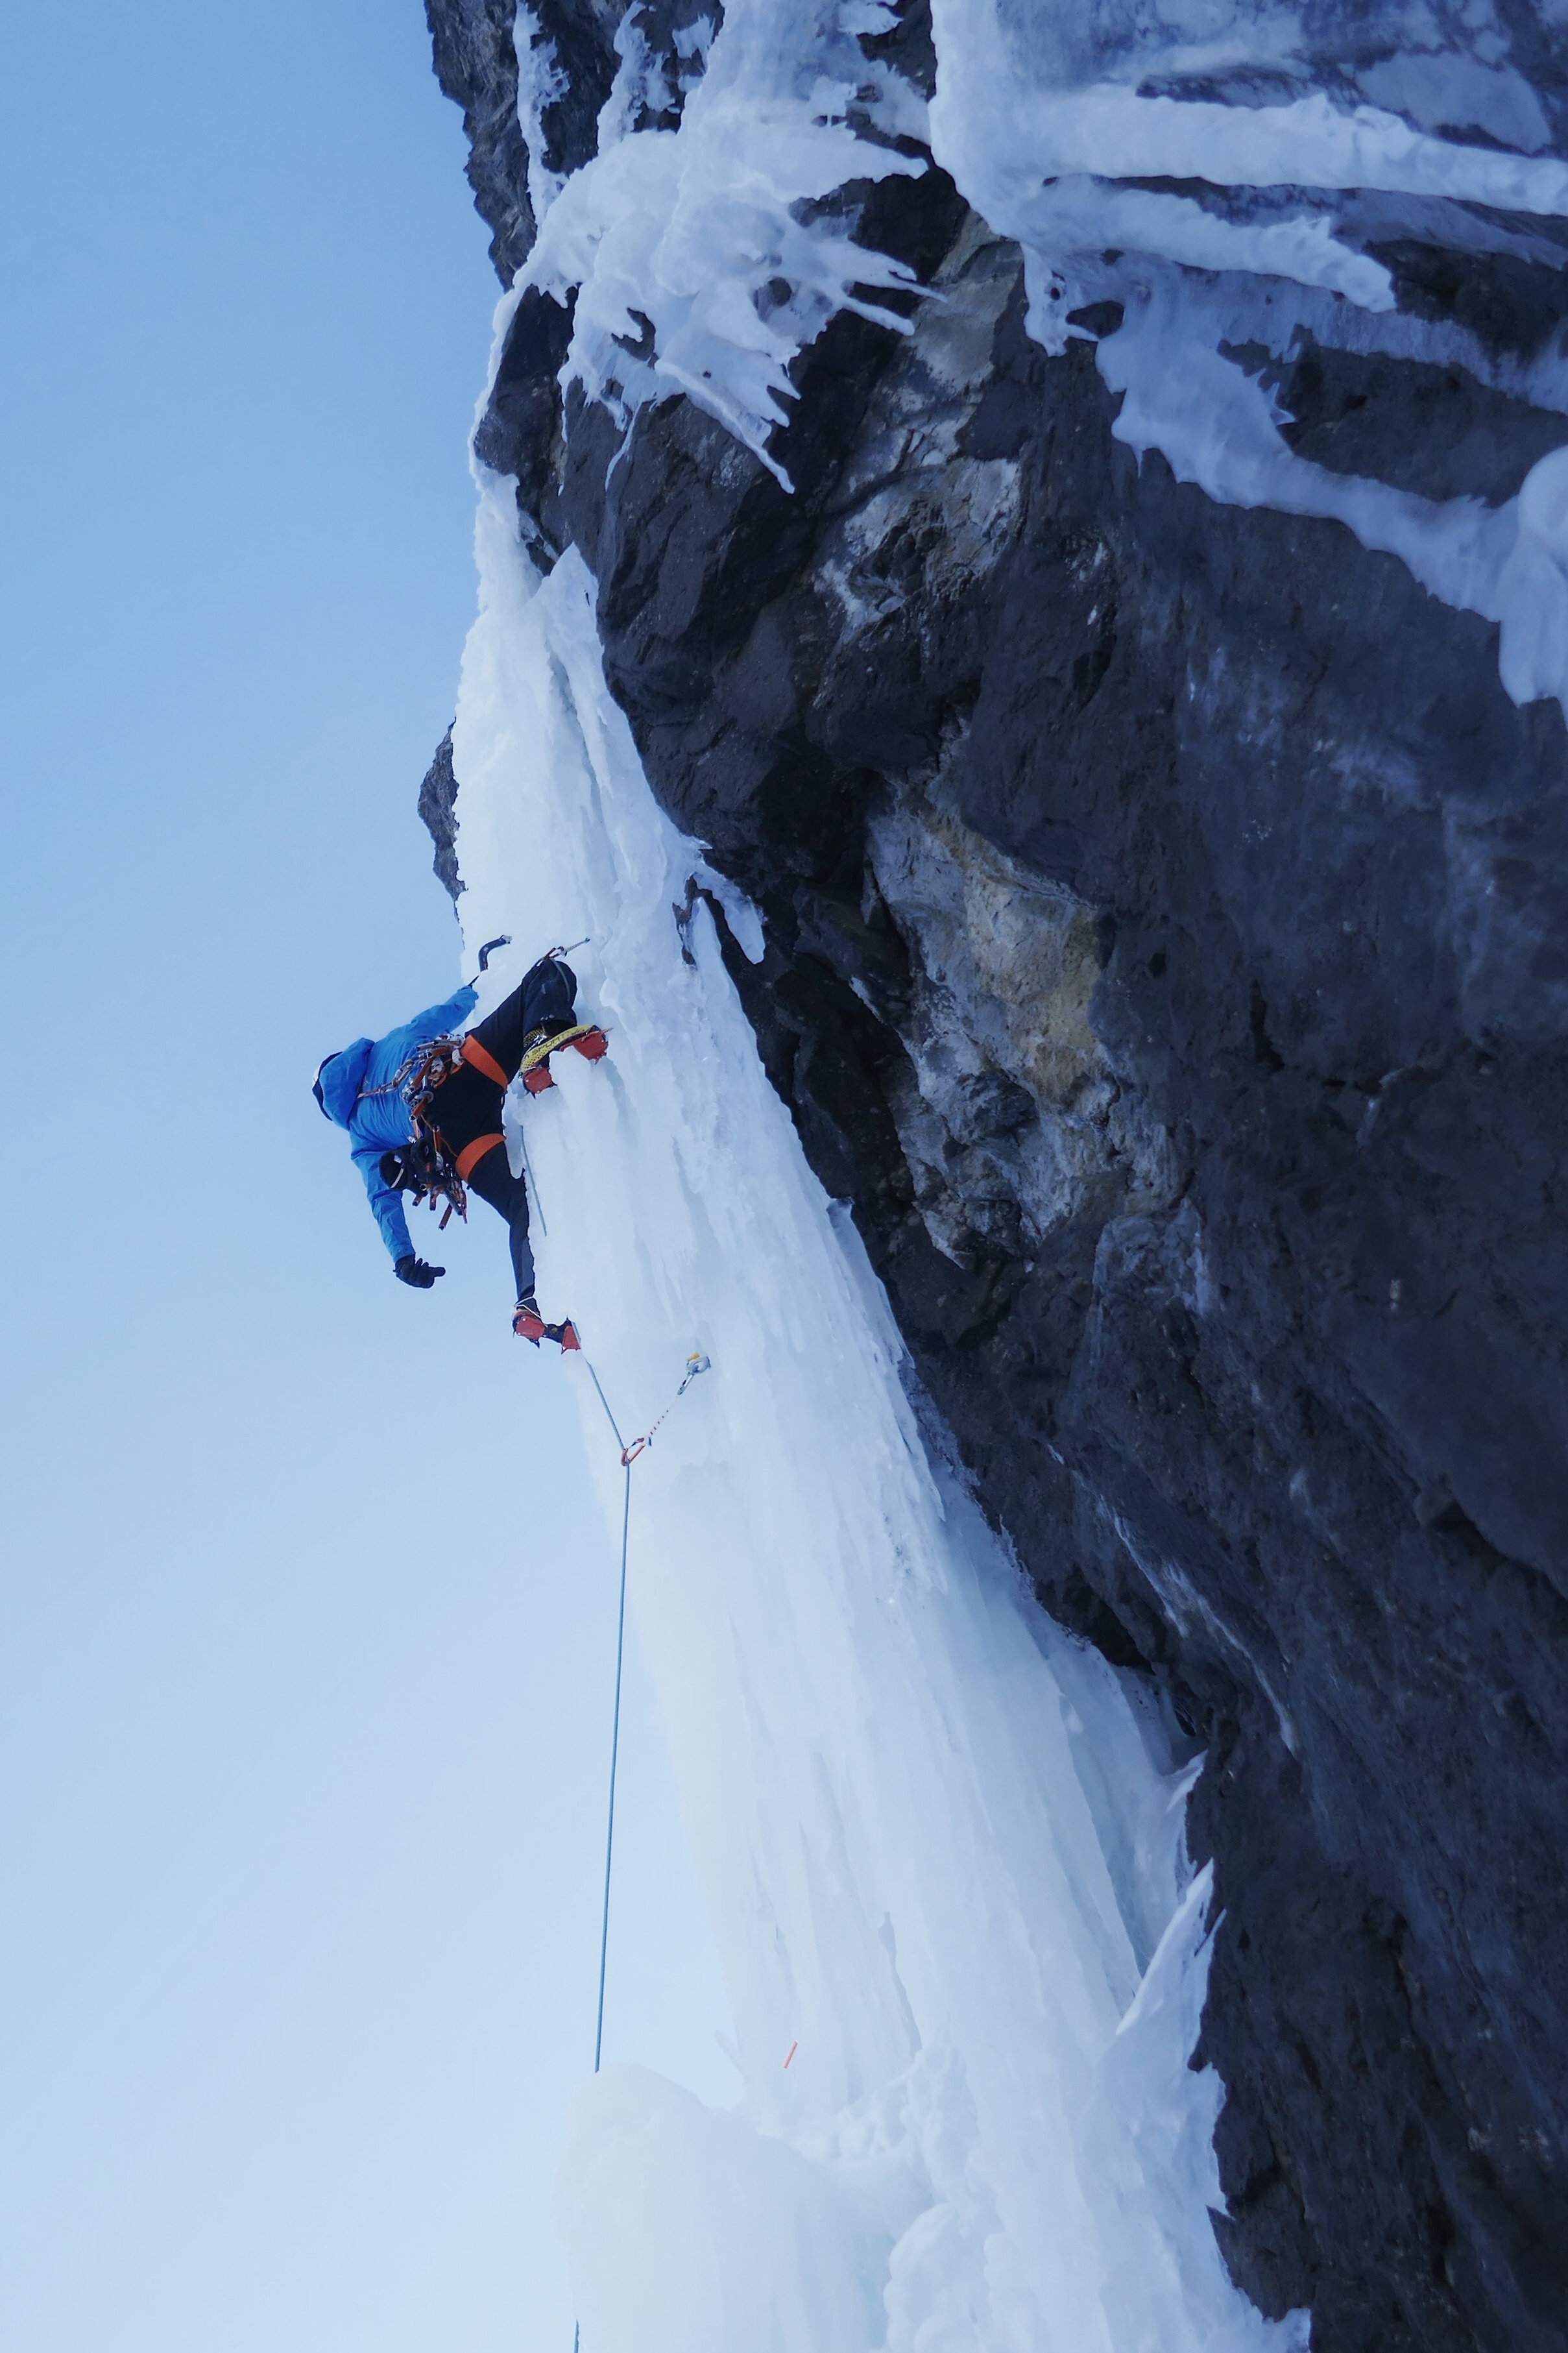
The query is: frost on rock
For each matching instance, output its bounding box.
[449,474,1310,2350]
[923,0,1568,716]
[513,2,572,221]
[515,0,928,483]
[496,0,1568,705]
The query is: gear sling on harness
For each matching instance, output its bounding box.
[383,1032,501,1228]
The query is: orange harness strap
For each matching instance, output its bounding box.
[454,1132,505,1180]
[461,1033,511,1089]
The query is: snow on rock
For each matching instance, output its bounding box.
[516,0,926,483]
[513,2,572,222]
[450,470,1309,2350]
[924,0,1568,719]
[500,0,1568,707]
[1091,285,1568,713]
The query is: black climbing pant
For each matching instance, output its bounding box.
[464,1141,535,1300]
[469,953,577,1069]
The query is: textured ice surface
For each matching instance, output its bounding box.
[448,472,1310,2349]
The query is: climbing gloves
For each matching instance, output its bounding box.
[394,1256,445,1289]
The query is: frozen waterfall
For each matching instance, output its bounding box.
[445,477,1310,2352]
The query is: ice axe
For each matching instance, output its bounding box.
[470,934,510,981]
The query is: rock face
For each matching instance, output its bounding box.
[422,6,1568,2347]
[417,723,463,898]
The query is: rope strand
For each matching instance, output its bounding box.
[566,1339,709,2353]
[595,1463,631,2074]
[514,1116,548,1238]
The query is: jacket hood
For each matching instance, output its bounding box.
[315,1038,374,1128]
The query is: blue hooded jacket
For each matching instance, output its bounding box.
[315,983,477,1263]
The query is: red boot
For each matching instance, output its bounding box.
[513,1295,547,1344]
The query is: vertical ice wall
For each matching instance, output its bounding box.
[448,477,1309,2351]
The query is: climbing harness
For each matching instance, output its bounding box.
[566,1336,710,2353]
[459,1032,511,1089]
[375,1020,556,1230]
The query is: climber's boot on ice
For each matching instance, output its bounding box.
[514,1294,579,1350]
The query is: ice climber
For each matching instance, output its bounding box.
[312,943,606,1347]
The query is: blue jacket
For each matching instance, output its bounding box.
[316,984,477,1263]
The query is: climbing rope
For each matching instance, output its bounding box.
[568,1339,711,2353]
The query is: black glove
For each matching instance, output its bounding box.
[394,1256,445,1289]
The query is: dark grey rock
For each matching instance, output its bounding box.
[426,0,537,282]
[418,722,463,899]
[422,8,1568,2347]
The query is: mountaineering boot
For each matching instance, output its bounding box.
[513,1295,579,1350]
[519,1023,610,1091]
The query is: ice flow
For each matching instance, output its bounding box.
[446,473,1308,2353]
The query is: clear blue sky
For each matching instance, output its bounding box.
[0,6,732,2347]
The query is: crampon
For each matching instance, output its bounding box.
[513,1297,581,1350]
[520,1023,610,1094]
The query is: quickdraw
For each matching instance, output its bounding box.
[615,1352,711,1465]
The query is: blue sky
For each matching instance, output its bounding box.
[0,6,731,2347]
